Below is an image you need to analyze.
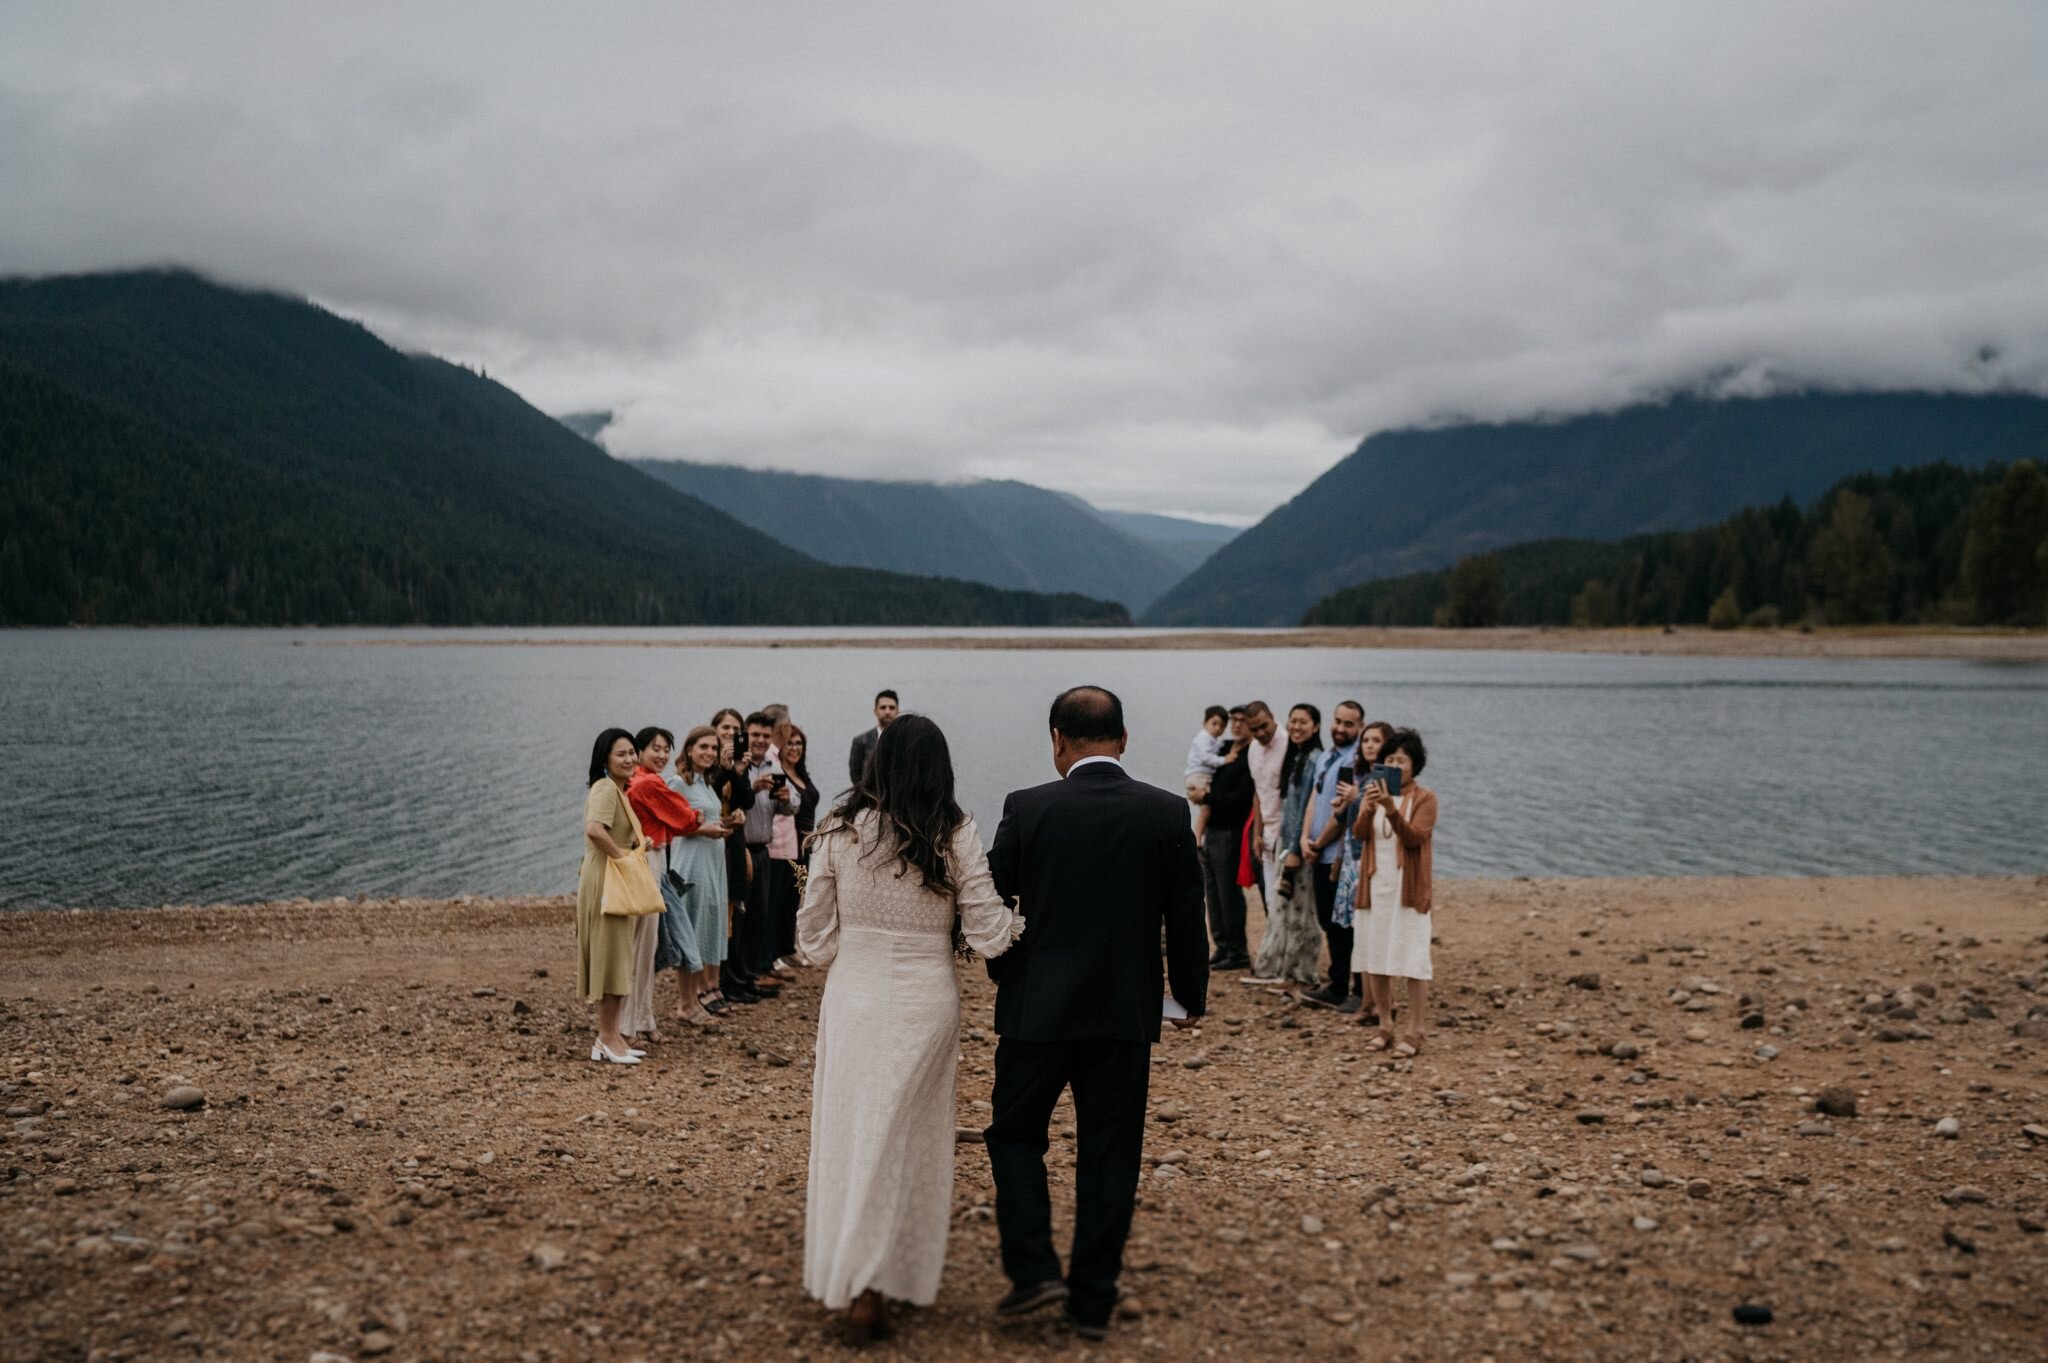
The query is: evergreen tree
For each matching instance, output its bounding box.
[1960,460,2048,625]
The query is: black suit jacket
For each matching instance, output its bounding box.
[847,728,879,787]
[986,760,1209,1043]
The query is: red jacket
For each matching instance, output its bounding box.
[626,767,704,849]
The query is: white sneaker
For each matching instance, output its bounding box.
[590,1041,641,1065]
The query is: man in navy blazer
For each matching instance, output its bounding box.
[982,685,1208,1340]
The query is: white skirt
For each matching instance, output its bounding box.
[1354,871,1432,980]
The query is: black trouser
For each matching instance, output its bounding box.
[771,857,799,961]
[1201,825,1248,962]
[1311,859,1352,995]
[985,1037,1151,1329]
[721,845,773,989]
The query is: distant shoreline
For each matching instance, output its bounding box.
[314,625,2048,660]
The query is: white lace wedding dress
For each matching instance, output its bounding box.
[796,812,1023,1309]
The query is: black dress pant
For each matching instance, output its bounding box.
[985,1037,1151,1328]
[1311,859,1352,995]
[772,857,800,961]
[721,845,773,988]
[1201,826,1248,962]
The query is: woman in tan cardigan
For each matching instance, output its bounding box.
[1352,728,1437,1057]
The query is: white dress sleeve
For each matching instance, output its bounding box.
[953,820,1024,960]
[796,830,842,967]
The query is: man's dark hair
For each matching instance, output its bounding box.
[1203,704,1228,724]
[875,689,899,706]
[1049,686,1124,743]
[1383,727,1429,778]
[1242,700,1273,721]
[744,711,774,732]
[1335,698,1365,721]
[1228,705,1247,718]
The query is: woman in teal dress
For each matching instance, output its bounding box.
[669,725,737,1019]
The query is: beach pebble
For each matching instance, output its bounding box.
[1301,1215,1325,1236]
[1942,1186,1989,1206]
[1607,1041,1639,1060]
[1687,1179,1713,1199]
[529,1243,567,1272]
[1934,1117,1961,1139]
[160,1085,205,1111]
[1797,1121,1834,1137]
[1754,1044,1779,1061]
[1640,1169,1669,1188]
[1815,1088,1858,1118]
[1568,973,1601,990]
[359,1331,395,1356]
[1632,1216,1660,1231]
[1740,1012,1765,1029]
[1732,1303,1774,1326]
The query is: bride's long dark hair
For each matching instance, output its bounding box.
[816,713,965,894]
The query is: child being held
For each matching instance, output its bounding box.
[1184,704,1229,837]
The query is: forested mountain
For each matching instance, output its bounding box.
[1303,460,2048,628]
[628,459,1227,613]
[0,271,1127,626]
[1145,393,2048,626]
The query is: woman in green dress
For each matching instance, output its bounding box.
[580,728,646,1065]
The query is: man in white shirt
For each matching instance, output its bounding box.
[1243,700,1285,905]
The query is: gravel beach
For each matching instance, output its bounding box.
[3,877,2045,1362]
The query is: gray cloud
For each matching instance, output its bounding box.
[3,1,2043,522]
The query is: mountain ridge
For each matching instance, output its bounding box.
[625,459,1231,612]
[1144,391,2048,625]
[0,270,1128,627]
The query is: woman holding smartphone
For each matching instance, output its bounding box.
[1353,728,1438,1057]
[1330,722,1392,1016]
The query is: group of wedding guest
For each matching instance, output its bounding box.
[577,697,872,1064]
[1188,699,1438,1057]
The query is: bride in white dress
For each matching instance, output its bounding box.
[796,714,1023,1342]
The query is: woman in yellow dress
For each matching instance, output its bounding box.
[580,727,646,1065]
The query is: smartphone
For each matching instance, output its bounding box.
[1369,764,1403,798]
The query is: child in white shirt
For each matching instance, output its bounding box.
[1184,705,1229,837]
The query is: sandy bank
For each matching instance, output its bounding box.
[3,876,2046,1361]
[324,626,2048,660]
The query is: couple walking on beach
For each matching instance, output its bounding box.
[796,685,1209,1342]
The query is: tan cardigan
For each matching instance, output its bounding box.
[1353,785,1437,915]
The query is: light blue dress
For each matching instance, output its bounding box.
[665,774,730,970]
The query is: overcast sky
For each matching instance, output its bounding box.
[4,3,2044,523]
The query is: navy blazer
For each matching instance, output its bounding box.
[986,760,1208,1043]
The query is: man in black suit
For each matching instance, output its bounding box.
[845,688,899,787]
[983,685,1209,1341]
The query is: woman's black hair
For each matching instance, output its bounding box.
[633,725,675,755]
[1383,727,1428,779]
[587,728,637,785]
[817,714,965,895]
[1279,703,1324,793]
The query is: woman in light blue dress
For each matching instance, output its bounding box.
[670,724,738,1022]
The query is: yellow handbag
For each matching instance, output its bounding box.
[602,852,665,917]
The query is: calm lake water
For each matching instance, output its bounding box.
[2,628,2045,908]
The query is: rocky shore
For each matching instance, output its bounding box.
[3,876,2045,1362]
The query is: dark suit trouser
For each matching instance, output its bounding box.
[985,1037,1151,1328]
[1201,826,1247,960]
[771,857,799,961]
[722,845,774,987]
[1311,859,1352,995]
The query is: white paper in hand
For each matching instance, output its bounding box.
[1162,996,1189,1020]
